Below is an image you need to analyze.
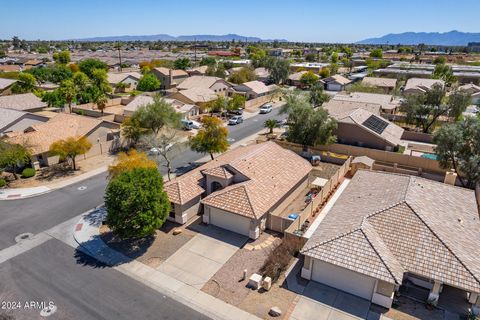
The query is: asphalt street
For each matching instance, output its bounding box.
[0,238,209,320]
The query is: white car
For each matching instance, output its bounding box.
[149,144,173,155]
[259,104,273,114]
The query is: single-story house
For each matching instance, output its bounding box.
[0,78,17,95]
[177,75,231,95]
[123,95,199,119]
[107,71,142,92]
[0,108,49,135]
[324,101,404,151]
[6,113,120,166]
[361,77,397,93]
[168,87,218,110]
[232,80,278,100]
[403,78,444,94]
[301,170,480,312]
[287,71,307,87]
[458,83,480,105]
[187,65,209,76]
[0,65,22,72]
[164,141,311,238]
[151,67,189,90]
[254,67,270,82]
[331,92,400,114]
[323,74,352,91]
[0,93,47,112]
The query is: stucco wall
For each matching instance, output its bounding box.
[336,122,395,150]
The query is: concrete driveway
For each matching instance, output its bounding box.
[290,282,374,320]
[156,225,248,289]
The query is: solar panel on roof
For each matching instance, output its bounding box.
[362,115,388,134]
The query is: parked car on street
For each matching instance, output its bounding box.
[228,108,243,115]
[149,143,173,155]
[259,104,273,114]
[181,119,201,130]
[228,115,243,125]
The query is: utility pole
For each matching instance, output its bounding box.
[116,42,122,71]
[194,37,197,65]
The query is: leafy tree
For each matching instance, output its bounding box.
[200,57,216,66]
[369,48,383,58]
[432,64,456,86]
[108,149,157,179]
[305,53,317,62]
[90,68,112,94]
[12,73,36,93]
[137,72,161,91]
[447,89,472,120]
[434,117,480,188]
[41,89,65,108]
[94,93,109,116]
[280,93,336,148]
[59,79,77,113]
[78,58,108,78]
[189,116,229,160]
[228,67,256,84]
[173,58,191,70]
[73,71,89,102]
[132,95,181,135]
[309,83,330,107]
[227,94,246,112]
[264,119,278,134]
[206,96,228,114]
[330,52,339,63]
[121,117,145,146]
[0,142,31,179]
[319,67,330,78]
[300,71,319,88]
[105,167,170,239]
[53,51,71,65]
[433,56,446,65]
[266,58,290,84]
[49,136,92,170]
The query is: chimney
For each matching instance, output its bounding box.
[169,69,174,88]
[444,169,457,186]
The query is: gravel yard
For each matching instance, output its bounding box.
[100,221,197,268]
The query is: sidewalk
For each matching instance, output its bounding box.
[73,208,260,320]
[0,165,109,200]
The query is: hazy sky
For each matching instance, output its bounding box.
[1,0,479,42]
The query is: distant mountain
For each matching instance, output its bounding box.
[75,33,287,42]
[356,30,480,46]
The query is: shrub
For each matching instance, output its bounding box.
[261,237,304,283]
[21,168,36,178]
[0,178,6,188]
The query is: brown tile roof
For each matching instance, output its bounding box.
[323,100,381,118]
[303,170,480,292]
[6,113,105,155]
[154,67,188,77]
[177,75,228,90]
[202,166,234,180]
[165,142,311,219]
[324,74,351,85]
[362,77,397,88]
[404,78,444,93]
[332,92,399,111]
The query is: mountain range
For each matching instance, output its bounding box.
[356,30,480,46]
[75,33,287,42]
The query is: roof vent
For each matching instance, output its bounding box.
[458,218,463,224]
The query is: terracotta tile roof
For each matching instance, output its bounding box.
[165,142,311,219]
[177,75,228,90]
[154,67,188,77]
[332,92,399,111]
[324,74,351,85]
[404,78,444,93]
[6,113,105,155]
[107,71,141,84]
[176,87,218,103]
[0,93,46,111]
[303,170,480,292]
[288,71,307,81]
[0,78,17,90]
[202,166,234,180]
[323,100,381,118]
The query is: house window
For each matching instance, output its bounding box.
[169,203,175,218]
[211,181,223,192]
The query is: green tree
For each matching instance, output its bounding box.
[228,67,256,84]
[59,79,77,113]
[309,83,330,107]
[78,58,108,78]
[94,93,109,116]
[433,117,480,188]
[49,136,92,170]
[41,89,65,108]
[200,57,216,66]
[447,89,472,120]
[121,117,145,146]
[264,119,278,134]
[369,48,383,58]
[433,56,447,65]
[90,68,112,94]
[330,52,339,63]
[132,95,181,135]
[432,64,456,86]
[300,71,319,88]
[206,96,228,114]
[281,93,337,148]
[227,94,246,112]
[305,53,316,62]
[73,71,89,102]
[137,72,161,91]
[0,142,31,179]
[173,58,191,70]
[53,51,71,65]
[189,116,229,160]
[266,58,290,84]
[319,67,330,78]
[12,73,36,93]
[105,167,170,239]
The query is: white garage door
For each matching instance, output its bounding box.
[312,260,376,300]
[209,207,251,237]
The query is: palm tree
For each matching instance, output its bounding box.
[94,94,109,116]
[264,119,278,134]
